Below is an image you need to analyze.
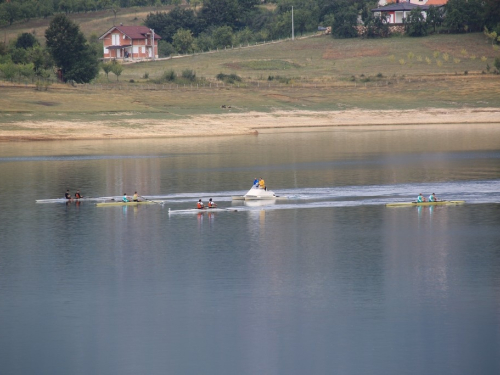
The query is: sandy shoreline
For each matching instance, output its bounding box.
[1,108,500,141]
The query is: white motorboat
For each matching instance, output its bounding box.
[232,186,287,201]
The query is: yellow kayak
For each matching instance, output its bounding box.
[96,201,164,207]
[386,200,465,207]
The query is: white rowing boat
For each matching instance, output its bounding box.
[36,197,114,203]
[232,186,287,201]
[168,207,239,214]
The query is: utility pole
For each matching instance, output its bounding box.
[292,6,294,41]
[151,29,155,60]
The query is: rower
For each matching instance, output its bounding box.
[132,192,139,202]
[197,199,204,209]
[428,193,438,202]
[74,190,83,199]
[207,198,217,208]
[122,193,130,202]
[65,190,72,200]
[417,193,426,203]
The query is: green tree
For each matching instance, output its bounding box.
[172,28,194,54]
[426,6,444,34]
[200,0,239,28]
[29,45,53,73]
[484,0,500,31]
[364,13,389,38]
[444,0,484,33]
[0,2,21,26]
[15,33,39,50]
[332,6,358,39]
[101,61,113,79]
[11,48,29,64]
[144,7,200,43]
[158,40,176,57]
[404,8,427,37]
[212,26,233,48]
[0,61,19,80]
[45,14,99,83]
[110,60,123,81]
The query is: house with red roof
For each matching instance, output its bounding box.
[99,25,161,60]
[372,0,447,24]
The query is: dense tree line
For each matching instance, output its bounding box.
[0,14,99,83]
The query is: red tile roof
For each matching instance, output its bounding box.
[99,26,161,40]
[425,0,447,5]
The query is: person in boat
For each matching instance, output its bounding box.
[122,194,130,202]
[428,193,438,202]
[207,198,217,208]
[197,199,205,209]
[253,178,259,187]
[74,190,83,199]
[259,178,266,191]
[65,190,72,200]
[417,193,426,203]
[132,192,139,202]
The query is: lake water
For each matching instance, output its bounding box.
[1,124,500,375]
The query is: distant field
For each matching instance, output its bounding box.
[123,33,498,82]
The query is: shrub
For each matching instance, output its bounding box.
[181,69,196,81]
[161,70,176,82]
[216,73,242,84]
[143,72,149,79]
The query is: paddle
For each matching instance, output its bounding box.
[139,196,165,206]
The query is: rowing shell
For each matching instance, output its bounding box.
[386,200,465,207]
[36,197,113,203]
[96,201,165,207]
[168,207,238,214]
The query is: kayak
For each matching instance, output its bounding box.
[386,200,465,207]
[96,201,165,207]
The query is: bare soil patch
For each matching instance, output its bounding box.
[322,47,389,60]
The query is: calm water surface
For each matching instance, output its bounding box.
[1,125,500,375]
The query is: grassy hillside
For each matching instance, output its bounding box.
[1,13,500,124]
[123,33,498,82]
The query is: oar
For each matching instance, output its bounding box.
[139,196,165,206]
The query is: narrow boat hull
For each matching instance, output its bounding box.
[96,201,164,207]
[36,197,113,203]
[168,207,238,214]
[386,200,465,207]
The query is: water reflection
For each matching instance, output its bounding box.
[1,125,500,375]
